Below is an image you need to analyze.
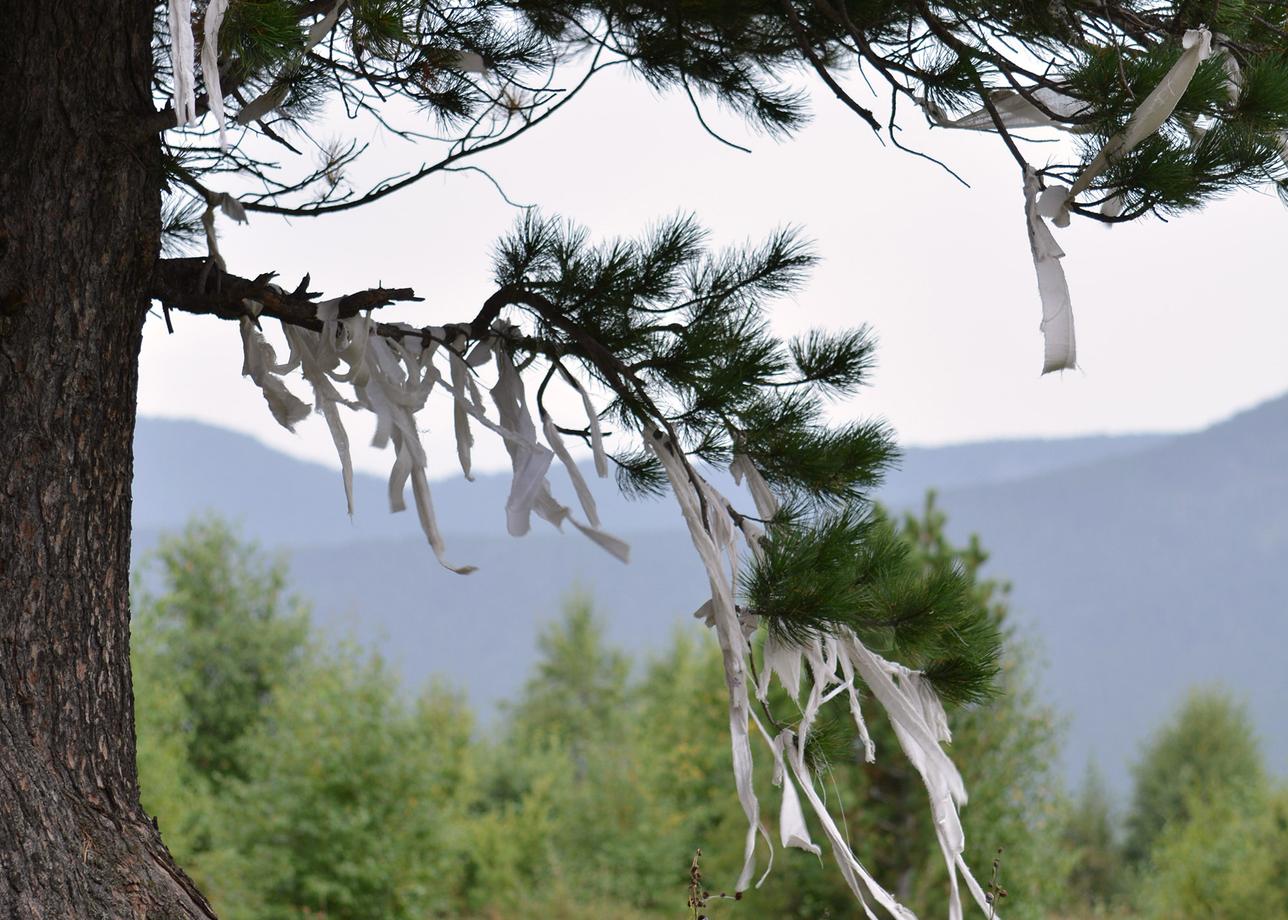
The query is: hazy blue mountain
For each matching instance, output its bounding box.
[880,433,1169,507]
[133,417,1166,544]
[930,395,1288,790]
[131,405,1288,791]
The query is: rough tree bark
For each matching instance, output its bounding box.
[0,2,214,916]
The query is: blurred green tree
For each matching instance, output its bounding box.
[1061,762,1125,914]
[1134,785,1288,919]
[132,517,310,887]
[134,518,310,788]
[212,650,475,919]
[1124,687,1265,866]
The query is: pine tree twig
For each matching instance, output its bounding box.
[681,77,753,153]
[781,0,883,135]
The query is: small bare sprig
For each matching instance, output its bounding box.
[687,849,741,920]
[985,847,1009,920]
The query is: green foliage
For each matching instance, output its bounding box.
[745,494,1003,708]
[162,2,1288,238]
[133,621,219,869]
[140,0,1288,911]
[1062,763,1125,913]
[134,519,477,918]
[745,494,1066,920]
[502,593,629,746]
[132,513,1057,917]
[1124,687,1266,865]
[210,651,475,919]
[1134,787,1288,920]
[134,517,1286,920]
[134,517,309,788]
[489,213,884,510]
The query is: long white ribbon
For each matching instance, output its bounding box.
[201,0,231,148]
[649,433,768,894]
[1041,28,1213,226]
[1023,168,1077,373]
[941,86,1090,132]
[983,30,1211,374]
[168,0,197,125]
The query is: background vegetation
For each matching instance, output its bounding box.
[131,510,1287,919]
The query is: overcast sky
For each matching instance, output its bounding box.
[140,69,1288,479]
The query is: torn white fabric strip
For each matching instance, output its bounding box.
[569,519,630,563]
[201,203,224,271]
[216,192,247,224]
[836,650,877,764]
[168,0,197,125]
[201,0,231,149]
[235,84,288,125]
[454,51,487,73]
[777,759,819,855]
[649,432,766,894]
[558,366,608,478]
[506,446,556,536]
[757,632,804,704]
[237,1,346,125]
[305,0,347,49]
[780,727,916,919]
[1023,168,1077,373]
[238,317,310,430]
[465,338,493,367]
[731,453,779,521]
[448,337,475,481]
[956,852,999,917]
[286,322,356,515]
[753,716,822,859]
[846,637,982,920]
[543,413,601,527]
[489,337,560,537]
[407,439,476,575]
[944,86,1090,132]
[1044,29,1213,224]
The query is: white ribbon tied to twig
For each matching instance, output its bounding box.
[1040,28,1213,227]
[940,86,1090,132]
[648,433,768,895]
[1020,28,1211,373]
[1023,167,1076,373]
[239,312,311,430]
[237,0,347,125]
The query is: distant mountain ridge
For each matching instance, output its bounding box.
[132,402,1288,791]
[133,417,1169,546]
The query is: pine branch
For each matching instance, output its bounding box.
[151,257,420,328]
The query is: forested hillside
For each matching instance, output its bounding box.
[132,394,1288,788]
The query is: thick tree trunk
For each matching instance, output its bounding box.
[0,2,214,917]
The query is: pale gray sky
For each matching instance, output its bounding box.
[140,70,1288,478]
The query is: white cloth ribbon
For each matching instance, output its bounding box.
[846,637,997,920]
[1043,28,1213,225]
[448,334,476,481]
[237,0,347,125]
[1023,168,1077,373]
[559,366,608,478]
[239,317,310,430]
[942,86,1090,132]
[201,0,231,148]
[649,432,767,894]
[168,0,197,125]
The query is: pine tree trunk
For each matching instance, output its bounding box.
[0,2,215,916]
